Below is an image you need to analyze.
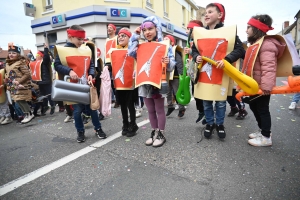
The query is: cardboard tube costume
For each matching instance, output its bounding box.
[193,25,236,101]
[135,40,169,88]
[29,60,42,81]
[241,35,293,78]
[53,43,92,104]
[110,49,136,90]
[169,45,184,80]
[105,36,117,63]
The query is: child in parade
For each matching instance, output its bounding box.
[191,3,245,139]
[164,35,185,118]
[245,14,285,146]
[34,44,55,115]
[183,20,206,124]
[54,25,106,143]
[128,16,176,147]
[111,27,139,137]
[4,43,35,123]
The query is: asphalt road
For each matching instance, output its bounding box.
[0,80,300,200]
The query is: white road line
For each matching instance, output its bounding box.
[0,119,150,196]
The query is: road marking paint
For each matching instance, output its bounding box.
[0,120,150,196]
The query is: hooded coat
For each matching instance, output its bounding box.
[253,37,286,91]
[5,57,32,101]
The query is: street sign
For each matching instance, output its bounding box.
[106,8,131,21]
[50,14,67,28]
[23,2,36,17]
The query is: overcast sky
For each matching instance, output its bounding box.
[0,0,299,55]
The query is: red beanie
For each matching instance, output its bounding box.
[165,35,175,46]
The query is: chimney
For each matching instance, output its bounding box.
[284,21,289,28]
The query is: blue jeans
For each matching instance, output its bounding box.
[203,100,226,125]
[292,93,300,103]
[13,102,24,116]
[73,104,101,132]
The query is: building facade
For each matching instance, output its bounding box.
[29,0,199,60]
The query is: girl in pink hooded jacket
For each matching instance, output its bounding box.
[245,14,286,147]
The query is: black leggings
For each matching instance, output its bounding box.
[116,90,137,125]
[249,95,271,137]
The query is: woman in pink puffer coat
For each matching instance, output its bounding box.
[245,14,286,147]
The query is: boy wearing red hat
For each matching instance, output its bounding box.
[191,3,245,139]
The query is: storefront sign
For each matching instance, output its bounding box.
[24,2,36,17]
[106,8,131,21]
[50,14,67,28]
[166,22,174,34]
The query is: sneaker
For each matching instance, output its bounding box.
[127,122,139,137]
[95,128,107,139]
[228,107,239,117]
[166,107,175,116]
[289,102,297,110]
[136,110,142,118]
[249,130,262,139]
[204,124,214,138]
[122,124,129,136]
[0,116,5,123]
[82,115,91,124]
[1,117,13,125]
[236,109,248,120]
[196,112,205,123]
[178,109,186,118]
[98,112,104,121]
[145,129,158,146]
[152,130,166,147]
[64,115,73,123]
[42,106,49,115]
[77,131,85,143]
[248,135,272,147]
[21,113,35,124]
[216,125,226,139]
[50,106,55,115]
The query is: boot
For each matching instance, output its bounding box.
[50,106,55,115]
[77,131,85,143]
[166,107,175,116]
[228,106,239,117]
[145,129,158,146]
[122,123,129,136]
[152,130,166,147]
[127,122,139,137]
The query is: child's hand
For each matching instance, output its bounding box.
[13,80,19,86]
[88,75,93,83]
[184,47,191,55]
[69,70,78,80]
[162,56,169,64]
[262,90,271,95]
[216,60,225,69]
[196,56,202,64]
[135,27,141,34]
